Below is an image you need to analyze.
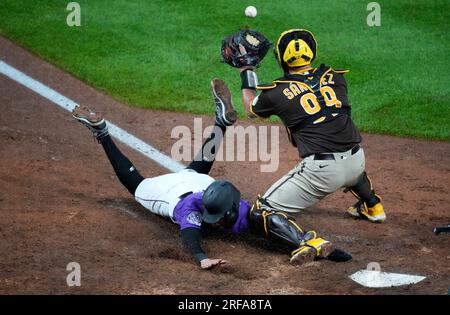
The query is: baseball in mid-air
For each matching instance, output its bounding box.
[245,6,257,18]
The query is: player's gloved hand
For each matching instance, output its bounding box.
[200,258,227,270]
[221,30,271,68]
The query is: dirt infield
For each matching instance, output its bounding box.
[0,36,449,295]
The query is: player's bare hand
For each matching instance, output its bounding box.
[200,258,227,270]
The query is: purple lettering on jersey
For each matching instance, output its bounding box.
[173,192,205,230]
[173,192,251,234]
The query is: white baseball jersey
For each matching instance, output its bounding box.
[134,169,215,220]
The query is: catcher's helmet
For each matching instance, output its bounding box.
[202,180,241,225]
[274,29,317,71]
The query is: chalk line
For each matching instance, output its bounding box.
[0,60,184,172]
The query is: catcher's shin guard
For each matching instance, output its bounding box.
[250,197,334,265]
[346,172,386,222]
[250,197,311,247]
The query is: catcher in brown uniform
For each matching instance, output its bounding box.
[221,29,386,264]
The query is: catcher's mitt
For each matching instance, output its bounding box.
[221,30,271,68]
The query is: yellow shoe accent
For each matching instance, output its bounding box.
[305,238,335,258]
[290,237,335,265]
[362,202,386,222]
[290,246,315,266]
[347,201,386,222]
[346,202,362,218]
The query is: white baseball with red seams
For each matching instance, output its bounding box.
[245,6,257,18]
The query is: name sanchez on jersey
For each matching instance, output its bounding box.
[282,72,337,100]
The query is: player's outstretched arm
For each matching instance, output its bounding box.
[180,227,227,270]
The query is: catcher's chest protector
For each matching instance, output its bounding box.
[256,64,351,147]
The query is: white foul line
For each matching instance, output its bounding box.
[0,60,184,172]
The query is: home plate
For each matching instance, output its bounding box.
[349,270,426,288]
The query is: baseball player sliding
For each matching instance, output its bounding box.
[72,79,350,269]
[221,29,386,238]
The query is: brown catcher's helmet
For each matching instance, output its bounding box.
[274,29,317,72]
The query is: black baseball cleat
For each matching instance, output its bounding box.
[72,105,109,141]
[327,248,353,262]
[211,78,237,127]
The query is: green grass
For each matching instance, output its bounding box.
[0,0,449,140]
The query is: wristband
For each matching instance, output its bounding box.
[240,70,259,89]
[195,253,208,263]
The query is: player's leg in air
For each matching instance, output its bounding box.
[185,79,237,174]
[72,79,241,270]
[71,105,145,196]
[71,79,236,196]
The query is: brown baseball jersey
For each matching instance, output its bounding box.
[251,64,361,157]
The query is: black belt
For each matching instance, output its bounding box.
[313,144,360,161]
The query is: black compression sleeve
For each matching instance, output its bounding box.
[180,228,207,263]
[186,122,226,174]
[100,135,144,195]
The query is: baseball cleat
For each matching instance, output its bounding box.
[346,200,363,218]
[346,200,386,223]
[304,237,335,259]
[72,105,109,141]
[290,246,316,266]
[211,78,237,127]
[327,248,353,262]
[290,238,335,265]
[315,241,336,259]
